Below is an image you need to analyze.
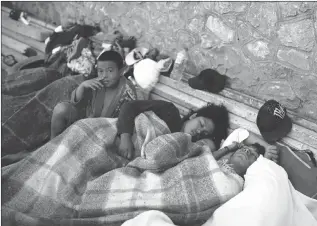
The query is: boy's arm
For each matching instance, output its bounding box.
[70,85,92,107]
[117,100,182,136]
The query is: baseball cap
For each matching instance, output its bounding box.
[188,69,227,94]
[125,47,149,66]
[256,100,293,144]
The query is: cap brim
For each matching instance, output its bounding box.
[260,115,293,144]
[125,47,149,66]
[188,77,206,91]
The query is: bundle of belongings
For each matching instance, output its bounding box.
[188,68,227,94]
[123,47,173,99]
[44,24,101,76]
[2,111,243,226]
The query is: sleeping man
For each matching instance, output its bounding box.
[197,129,279,177]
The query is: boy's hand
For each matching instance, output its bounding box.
[264,145,279,163]
[118,133,134,160]
[80,78,104,91]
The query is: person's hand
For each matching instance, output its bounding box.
[264,145,279,163]
[118,133,134,160]
[227,141,244,152]
[80,78,104,91]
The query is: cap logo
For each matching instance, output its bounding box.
[273,105,285,119]
[133,51,144,60]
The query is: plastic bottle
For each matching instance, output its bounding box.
[170,48,188,81]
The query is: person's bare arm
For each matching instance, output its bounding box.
[213,142,243,160]
[243,132,270,149]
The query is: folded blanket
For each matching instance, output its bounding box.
[2,111,243,226]
[1,73,84,156]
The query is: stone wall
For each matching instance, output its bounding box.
[12,1,317,121]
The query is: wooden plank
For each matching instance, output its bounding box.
[2,35,44,58]
[152,81,317,153]
[2,27,45,53]
[1,45,28,62]
[2,35,31,54]
[183,72,317,132]
[1,11,48,42]
[157,76,317,149]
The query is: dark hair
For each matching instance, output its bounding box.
[251,143,266,156]
[97,50,124,69]
[182,103,229,149]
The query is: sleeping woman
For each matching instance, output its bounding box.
[116,99,279,171]
[116,99,230,159]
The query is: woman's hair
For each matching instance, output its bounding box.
[97,50,124,69]
[182,103,229,149]
[251,143,266,156]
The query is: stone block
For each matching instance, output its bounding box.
[257,80,301,110]
[200,32,222,49]
[237,22,253,44]
[120,15,148,39]
[206,16,235,43]
[246,2,277,38]
[255,63,295,82]
[145,2,167,19]
[298,98,317,120]
[279,2,301,17]
[182,2,214,19]
[279,2,316,18]
[166,10,187,31]
[289,73,317,100]
[188,46,214,72]
[277,49,310,71]
[176,29,200,49]
[214,2,248,14]
[245,40,271,60]
[278,19,315,51]
[188,16,205,34]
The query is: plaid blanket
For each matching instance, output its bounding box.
[1,71,84,157]
[2,112,244,226]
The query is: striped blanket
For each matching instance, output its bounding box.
[2,112,243,226]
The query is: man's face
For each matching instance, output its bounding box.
[229,145,260,175]
[97,60,120,88]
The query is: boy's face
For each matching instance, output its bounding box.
[97,61,121,88]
